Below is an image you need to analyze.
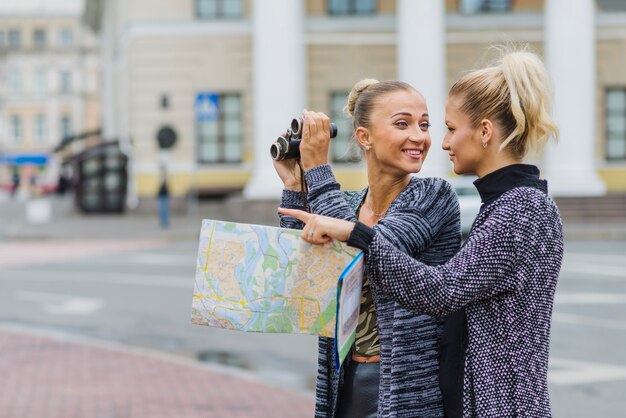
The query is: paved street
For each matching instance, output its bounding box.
[0,196,625,417]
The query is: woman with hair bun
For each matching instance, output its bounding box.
[281,48,563,417]
[274,79,461,417]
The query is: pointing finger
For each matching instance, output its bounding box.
[278,208,311,223]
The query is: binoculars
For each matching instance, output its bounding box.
[270,118,338,161]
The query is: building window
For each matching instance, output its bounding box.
[197,93,242,163]
[33,29,46,48]
[8,69,21,94]
[8,29,20,49]
[58,28,73,47]
[328,0,376,15]
[11,116,22,143]
[196,0,243,19]
[606,88,626,161]
[597,0,626,11]
[329,92,361,163]
[35,115,47,144]
[60,70,72,94]
[35,69,47,95]
[61,115,72,140]
[460,0,512,14]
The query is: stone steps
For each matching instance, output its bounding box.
[554,195,626,220]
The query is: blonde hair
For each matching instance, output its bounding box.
[346,78,418,130]
[449,47,559,158]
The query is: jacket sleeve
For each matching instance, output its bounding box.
[278,189,306,230]
[366,200,529,318]
[373,178,460,257]
[305,164,358,221]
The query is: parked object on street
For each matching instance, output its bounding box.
[449,176,481,236]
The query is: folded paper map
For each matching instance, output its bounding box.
[192,219,363,354]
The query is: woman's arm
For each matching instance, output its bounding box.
[278,189,306,230]
[280,198,528,317]
[306,166,459,256]
[305,165,358,221]
[365,214,521,317]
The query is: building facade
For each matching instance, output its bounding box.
[84,0,626,204]
[0,0,101,195]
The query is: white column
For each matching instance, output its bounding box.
[397,0,448,179]
[544,0,605,196]
[243,0,305,199]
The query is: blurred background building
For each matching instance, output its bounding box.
[3,0,626,211]
[0,0,101,199]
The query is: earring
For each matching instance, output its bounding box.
[364,145,371,151]
[482,142,488,149]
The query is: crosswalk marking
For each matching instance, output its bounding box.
[549,357,626,385]
[17,291,103,315]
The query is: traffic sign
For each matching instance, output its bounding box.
[195,92,220,121]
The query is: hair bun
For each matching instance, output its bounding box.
[346,78,379,118]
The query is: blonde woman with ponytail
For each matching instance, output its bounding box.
[275,80,461,417]
[281,48,564,417]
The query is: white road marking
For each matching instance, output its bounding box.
[564,253,626,264]
[549,357,626,385]
[552,313,626,331]
[3,270,193,288]
[16,291,104,315]
[560,263,626,279]
[125,253,193,266]
[555,293,626,304]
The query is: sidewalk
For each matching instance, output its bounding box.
[0,326,314,418]
[0,195,282,242]
[1,195,625,242]
[0,196,316,418]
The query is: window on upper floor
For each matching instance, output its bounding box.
[34,69,47,95]
[606,88,626,161]
[8,69,21,94]
[328,0,376,15]
[60,70,72,94]
[60,115,72,140]
[460,0,512,14]
[34,29,46,48]
[329,91,361,163]
[196,0,243,19]
[8,29,20,49]
[58,28,73,47]
[597,0,626,11]
[35,115,47,144]
[10,116,22,144]
[197,93,243,163]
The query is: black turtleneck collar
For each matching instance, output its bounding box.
[473,164,547,210]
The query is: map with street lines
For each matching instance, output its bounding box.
[192,219,362,337]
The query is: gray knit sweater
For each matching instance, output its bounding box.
[362,182,563,417]
[279,164,461,418]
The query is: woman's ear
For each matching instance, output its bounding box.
[480,119,494,146]
[355,127,371,150]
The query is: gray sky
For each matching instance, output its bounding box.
[0,0,84,16]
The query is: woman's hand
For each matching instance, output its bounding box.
[272,132,301,191]
[300,111,331,171]
[278,208,356,244]
[273,158,301,191]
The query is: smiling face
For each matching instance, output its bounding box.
[443,94,485,176]
[358,89,431,177]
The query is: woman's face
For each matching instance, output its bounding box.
[364,89,431,177]
[443,95,484,176]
